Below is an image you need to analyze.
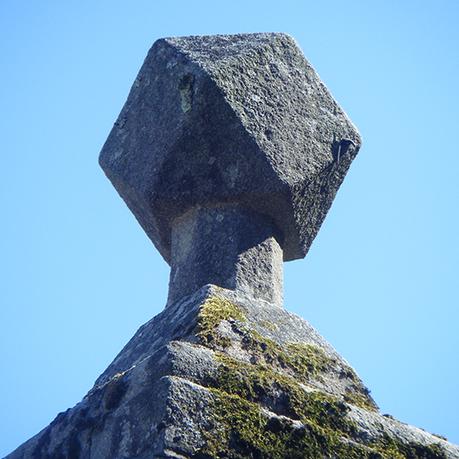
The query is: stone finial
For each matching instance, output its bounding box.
[99,33,361,306]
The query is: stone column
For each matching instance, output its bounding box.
[168,205,283,306]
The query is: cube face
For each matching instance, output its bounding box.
[99,33,361,263]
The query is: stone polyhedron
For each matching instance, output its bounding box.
[99,33,361,305]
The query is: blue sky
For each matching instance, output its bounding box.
[1,0,458,455]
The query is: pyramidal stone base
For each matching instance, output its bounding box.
[7,287,459,459]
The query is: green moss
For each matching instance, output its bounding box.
[196,295,377,411]
[238,330,332,380]
[240,330,377,410]
[199,353,362,457]
[196,296,246,348]
[197,352,444,458]
[284,343,334,379]
[211,353,354,435]
[194,296,445,457]
[344,387,378,411]
[197,388,446,459]
[198,389,369,459]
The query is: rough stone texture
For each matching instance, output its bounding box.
[99,32,361,265]
[8,33,457,458]
[168,205,283,306]
[6,287,459,458]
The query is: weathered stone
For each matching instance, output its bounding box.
[99,32,361,304]
[6,287,459,458]
[168,205,283,306]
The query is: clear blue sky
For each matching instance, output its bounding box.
[1,0,458,456]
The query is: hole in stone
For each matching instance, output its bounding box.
[264,128,274,140]
[334,138,355,162]
[156,422,166,433]
[103,377,128,411]
[179,74,194,113]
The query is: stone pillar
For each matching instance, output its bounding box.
[168,205,283,306]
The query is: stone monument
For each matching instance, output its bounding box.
[7,33,458,458]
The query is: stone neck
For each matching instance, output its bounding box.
[167,205,283,307]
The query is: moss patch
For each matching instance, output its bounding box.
[239,328,334,381]
[343,387,377,411]
[198,390,367,459]
[196,296,377,411]
[210,353,353,434]
[243,336,377,411]
[284,342,335,379]
[197,389,446,459]
[199,353,380,458]
[196,296,246,348]
[193,296,445,458]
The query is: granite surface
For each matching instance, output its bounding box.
[6,286,459,458]
[99,33,361,264]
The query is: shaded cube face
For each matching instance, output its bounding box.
[99,33,361,264]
